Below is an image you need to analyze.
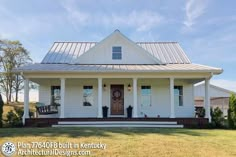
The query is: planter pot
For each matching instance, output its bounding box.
[127,106,133,118]
[102,106,108,118]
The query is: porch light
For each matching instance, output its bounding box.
[128,84,131,91]
[103,84,107,90]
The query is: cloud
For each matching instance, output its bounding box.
[0,4,62,40]
[60,1,163,32]
[183,0,208,28]
[211,79,236,93]
[112,11,163,32]
[0,4,56,39]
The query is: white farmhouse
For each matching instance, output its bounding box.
[16,30,223,127]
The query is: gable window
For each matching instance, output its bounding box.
[83,86,93,106]
[174,86,183,106]
[112,46,122,60]
[51,86,61,105]
[141,86,151,107]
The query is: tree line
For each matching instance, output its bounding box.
[0,39,32,104]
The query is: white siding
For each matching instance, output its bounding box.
[64,79,98,118]
[77,32,158,64]
[39,85,51,105]
[194,83,232,97]
[137,79,194,118]
[137,79,170,117]
[175,80,195,117]
[38,78,195,118]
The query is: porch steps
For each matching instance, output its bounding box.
[52,121,183,128]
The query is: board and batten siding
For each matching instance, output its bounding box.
[38,78,195,118]
[64,79,98,118]
[137,79,194,118]
[39,85,51,105]
[175,82,195,117]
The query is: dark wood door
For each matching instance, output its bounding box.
[110,85,124,115]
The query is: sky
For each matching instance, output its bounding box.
[0,0,236,92]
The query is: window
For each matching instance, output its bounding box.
[51,86,61,105]
[174,86,183,106]
[141,86,151,107]
[112,46,122,60]
[83,86,93,106]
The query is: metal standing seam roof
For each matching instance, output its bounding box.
[41,42,191,64]
[17,63,222,74]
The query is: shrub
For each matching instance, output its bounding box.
[14,107,24,118]
[228,94,236,129]
[0,94,3,128]
[211,107,224,128]
[5,108,24,127]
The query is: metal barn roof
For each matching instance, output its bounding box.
[41,42,191,64]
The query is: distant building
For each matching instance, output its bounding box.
[194,83,236,117]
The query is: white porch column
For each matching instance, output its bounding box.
[205,78,211,122]
[60,78,65,118]
[133,78,138,118]
[97,78,103,118]
[170,78,175,118]
[23,78,29,125]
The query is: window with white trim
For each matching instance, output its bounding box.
[174,86,183,106]
[141,86,151,107]
[51,86,61,105]
[112,46,122,60]
[83,86,93,106]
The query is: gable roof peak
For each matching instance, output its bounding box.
[41,30,191,64]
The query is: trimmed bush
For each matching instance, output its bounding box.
[211,107,224,128]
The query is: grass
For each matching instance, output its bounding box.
[0,128,236,157]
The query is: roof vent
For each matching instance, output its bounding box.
[114,29,120,32]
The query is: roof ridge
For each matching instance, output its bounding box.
[53,41,178,44]
[54,41,97,43]
[136,42,178,44]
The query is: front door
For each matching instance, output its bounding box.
[110,85,124,115]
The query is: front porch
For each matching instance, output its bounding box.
[25,117,209,128]
[22,73,212,126]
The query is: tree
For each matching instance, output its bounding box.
[0,40,32,103]
[228,94,236,129]
[0,93,4,127]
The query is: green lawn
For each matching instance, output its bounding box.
[0,128,236,157]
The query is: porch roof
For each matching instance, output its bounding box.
[16,63,222,74]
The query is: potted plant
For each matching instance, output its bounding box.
[102,106,109,118]
[195,107,205,118]
[127,105,133,118]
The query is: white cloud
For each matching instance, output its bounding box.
[183,0,208,28]
[211,79,236,93]
[60,1,163,32]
